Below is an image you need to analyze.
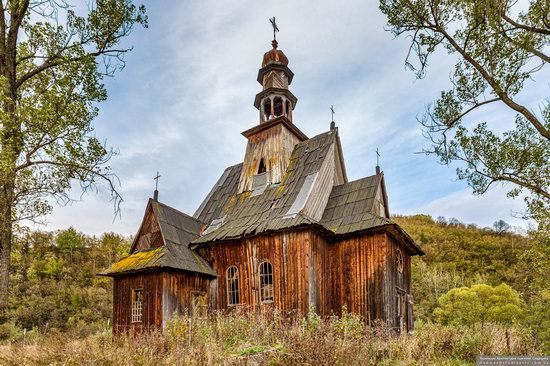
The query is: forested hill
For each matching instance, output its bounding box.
[0,215,547,350]
[392,215,537,321]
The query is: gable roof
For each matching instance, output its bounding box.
[321,176,423,255]
[321,174,388,234]
[99,200,216,277]
[191,128,423,255]
[193,130,337,244]
[194,163,243,225]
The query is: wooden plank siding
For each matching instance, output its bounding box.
[197,228,414,330]
[132,205,163,252]
[112,228,414,334]
[112,270,211,334]
[237,123,302,193]
[112,271,164,334]
[198,229,314,316]
[162,271,210,327]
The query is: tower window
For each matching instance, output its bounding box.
[258,158,266,174]
[259,261,274,303]
[227,266,240,306]
[131,288,143,323]
[273,97,283,117]
[263,99,272,121]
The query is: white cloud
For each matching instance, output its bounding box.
[37,0,542,235]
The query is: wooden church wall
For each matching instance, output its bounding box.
[198,229,315,315]
[322,232,389,322]
[162,270,210,325]
[314,230,413,329]
[385,233,413,331]
[113,270,211,334]
[197,228,413,328]
[112,271,164,334]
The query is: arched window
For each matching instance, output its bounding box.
[273,97,283,117]
[227,266,240,306]
[396,249,404,273]
[263,99,272,121]
[258,158,266,174]
[259,261,273,303]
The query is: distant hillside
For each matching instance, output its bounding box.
[392,214,533,321]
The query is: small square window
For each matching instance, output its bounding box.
[131,288,143,323]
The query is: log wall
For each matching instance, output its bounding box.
[162,270,210,327]
[112,271,163,334]
[112,270,211,334]
[198,228,414,330]
[198,229,314,316]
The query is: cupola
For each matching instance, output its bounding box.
[237,18,307,194]
[254,36,297,124]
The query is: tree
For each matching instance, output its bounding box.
[56,227,84,259]
[493,219,511,235]
[379,0,549,226]
[433,283,523,326]
[0,1,147,310]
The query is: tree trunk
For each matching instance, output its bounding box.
[0,27,22,310]
[0,198,13,310]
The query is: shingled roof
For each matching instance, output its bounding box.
[190,128,423,255]
[193,130,336,244]
[100,200,216,277]
[321,174,388,234]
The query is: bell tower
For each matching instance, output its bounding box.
[255,38,297,123]
[237,19,307,194]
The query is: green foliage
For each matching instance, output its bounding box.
[433,284,523,326]
[55,227,84,255]
[0,0,148,311]
[379,0,550,228]
[4,229,130,333]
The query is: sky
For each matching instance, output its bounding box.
[37,0,544,236]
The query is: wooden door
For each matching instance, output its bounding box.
[190,291,208,318]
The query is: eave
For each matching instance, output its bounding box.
[241,116,308,141]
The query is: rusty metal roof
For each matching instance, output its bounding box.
[100,200,216,277]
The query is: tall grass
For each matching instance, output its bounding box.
[0,312,539,366]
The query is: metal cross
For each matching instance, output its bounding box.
[269,17,279,40]
[376,148,380,166]
[154,171,161,191]
[330,105,335,122]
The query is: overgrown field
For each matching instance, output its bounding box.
[0,313,540,366]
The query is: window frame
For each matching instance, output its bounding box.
[226,266,240,306]
[396,249,404,273]
[131,287,144,323]
[258,261,274,304]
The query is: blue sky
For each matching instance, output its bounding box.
[40,0,543,235]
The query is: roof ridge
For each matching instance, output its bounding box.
[152,199,205,225]
[339,173,382,186]
[301,129,336,144]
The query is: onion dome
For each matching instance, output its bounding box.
[262,40,289,67]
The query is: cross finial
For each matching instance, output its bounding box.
[154,171,161,190]
[153,171,161,201]
[330,105,335,122]
[269,17,279,41]
[376,148,380,166]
